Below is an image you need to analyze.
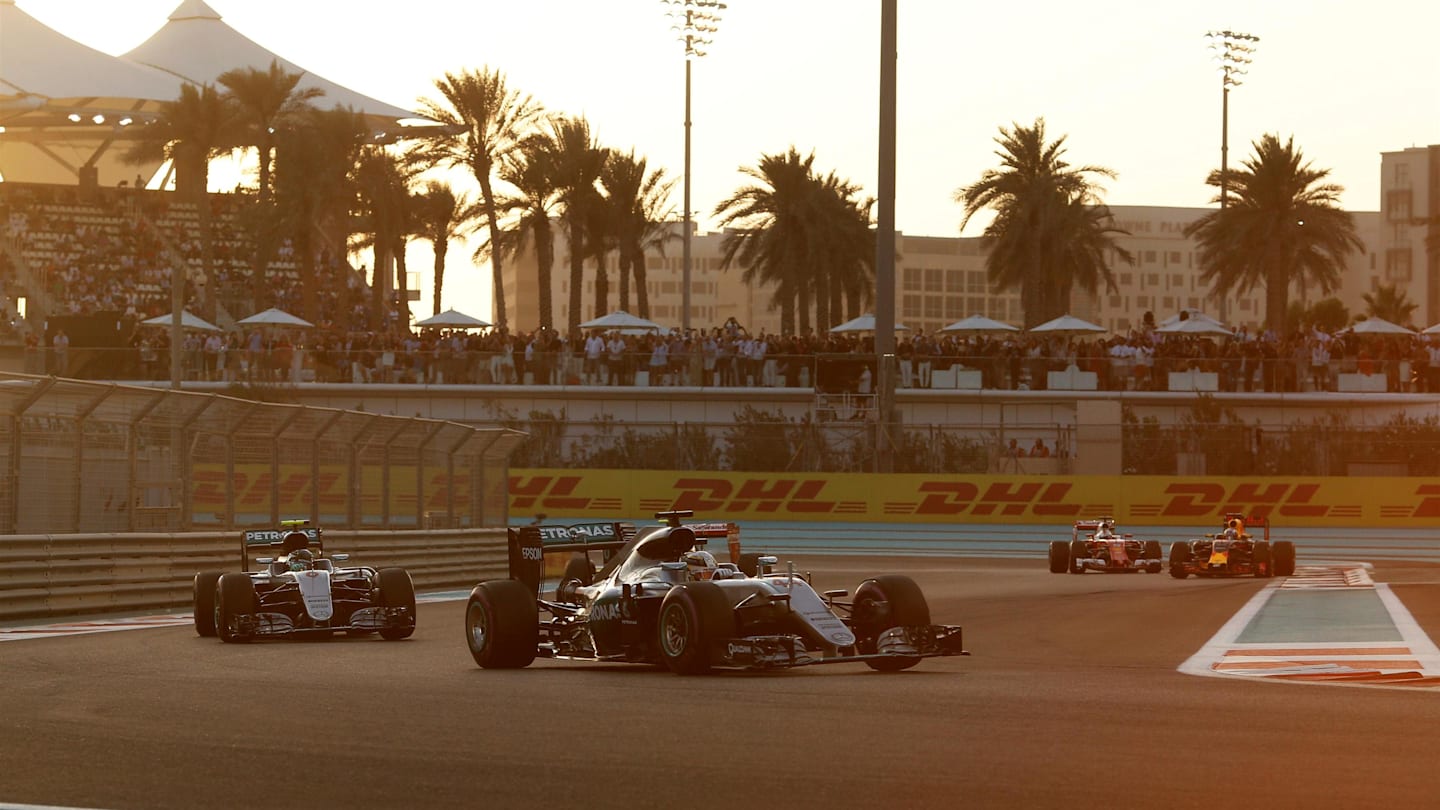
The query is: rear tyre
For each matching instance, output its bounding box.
[466,579,538,668]
[1253,542,1273,578]
[1273,541,1297,577]
[1068,539,1088,574]
[658,582,735,675]
[853,575,930,672]
[1169,542,1192,580]
[216,573,256,643]
[556,554,593,601]
[377,568,416,640]
[737,552,764,578]
[1047,541,1069,574]
[193,571,222,637]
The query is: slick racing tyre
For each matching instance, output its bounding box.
[1068,539,1088,574]
[1143,541,1164,574]
[1169,542,1192,580]
[1047,541,1069,574]
[193,571,223,637]
[377,568,417,640]
[216,573,256,643]
[1253,542,1273,578]
[658,582,735,675]
[1273,541,1297,577]
[737,552,764,578]
[466,579,538,669]
[853,575,930,672]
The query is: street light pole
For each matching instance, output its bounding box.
[1206,29,1258,324]
[664,0,725,334]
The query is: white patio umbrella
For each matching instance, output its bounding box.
[139,310,221,332]
[1345,317,1416,336]
[1156,318,1234,337]
[579,310,664,333]
[1028,314,1107,337]
[829,313,912,333]
[414,308,492,329]
[1159,309,1225,329]
[237,307,314,328]
[1423,321,1440,335]
[938,314,1020,335]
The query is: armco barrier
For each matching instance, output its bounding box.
[0,529,508,623]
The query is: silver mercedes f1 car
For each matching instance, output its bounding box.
[465,511,967,674]
[192,520,416,643]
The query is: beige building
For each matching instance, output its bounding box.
[1378,146,1440,325]
[503,201,1386,338]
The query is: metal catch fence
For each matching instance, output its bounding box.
[0,371,525,534]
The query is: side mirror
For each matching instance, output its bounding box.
[255,556,274,564]
[331,553,350,562]
[823,589,847,600]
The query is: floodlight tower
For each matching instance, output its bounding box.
[1206,30,1259,323]
[663,0,725,334]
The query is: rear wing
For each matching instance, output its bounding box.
[507,521,635,597]
[506,513,742,597]
[239,525,321,572]
[1222,513,1269,542]
[1072,517,1127,540]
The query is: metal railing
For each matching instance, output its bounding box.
[13,345,1429,395]
[0,371,525,535]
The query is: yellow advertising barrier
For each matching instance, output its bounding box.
[192,465,1440,528]
[508,469,1440,529]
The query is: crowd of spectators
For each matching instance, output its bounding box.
[4,182,1436,394]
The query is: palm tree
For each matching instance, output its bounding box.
[1184,133,1363,334]
[810,172,875,326]
[543,116,607,332]
[1362,283,1419,327]
[494,143,559,330]
[410,68,543,330]
[713,148,819,336]
[123,82,235,313]
[354,147,414,329]
[272,105,367,323]
[413,181,474,316]
[217,59,325,204]
[955,119,1131,327]
[602,150,676,317]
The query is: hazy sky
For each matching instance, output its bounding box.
[15,0,1440,321]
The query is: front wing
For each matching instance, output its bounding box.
[721,624,967,670]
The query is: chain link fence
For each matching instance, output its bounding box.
[0,371,525,534]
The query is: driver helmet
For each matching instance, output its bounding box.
[1098,520,1115,536]
[1222,528,1238,541]
[682,550,718,581]
[287,548,314,572]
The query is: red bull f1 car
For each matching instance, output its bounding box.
[466,511,967,674]
[1168,513,1296,579]
[192,520,416,642]
[1048,518,1163,574]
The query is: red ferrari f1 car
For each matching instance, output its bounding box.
[1048,518,1163,574]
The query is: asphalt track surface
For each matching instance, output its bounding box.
[5,557,1440,810]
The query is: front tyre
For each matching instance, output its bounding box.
[853,575,930,672]
[193,571,222,637]
[466,580,538,669]
[658,582,735,675]
[216,573,256,643]
[1047,541,1069,574]
[1169,542,1192,580]
[1068,539,1088,574]
[377,568,417,640]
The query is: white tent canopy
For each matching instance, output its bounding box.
[414,308,491,329]
[1028,315,1107,337]
[237,307,313,327]
[139,310,221,331]
[579,310,664,333]
[1345,317,1416,336]
[0,0,184,183]
[938,314,1019,335]
[123,0,428,134]
[1156,318,1233,337]
[1159,309,1225,329]
[829,313,911,333]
